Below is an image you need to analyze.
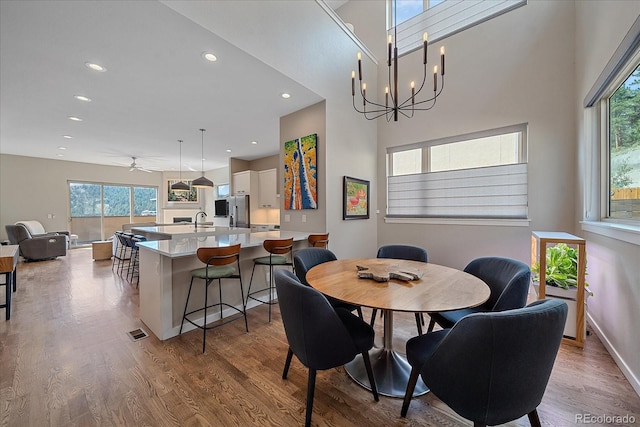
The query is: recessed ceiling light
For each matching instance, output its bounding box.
[58,146,67,150]
[281,93,291,99]
[74,95,92,102]
[251,141,258,145]
[85,62,106,72]
[63,135,73,139]
[57,154,64,157]
[226,149,232,153]
[202,52,217,62]
[68,116,82,121]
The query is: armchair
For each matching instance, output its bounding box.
[5,223,67,261]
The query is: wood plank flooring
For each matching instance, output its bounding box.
[1,248,639,426]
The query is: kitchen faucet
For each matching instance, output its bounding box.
[194,211,207,229]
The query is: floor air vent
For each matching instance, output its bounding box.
[127,328,149,341]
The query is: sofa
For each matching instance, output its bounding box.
[5,220,68,261]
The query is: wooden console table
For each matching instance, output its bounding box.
[0,245,19,320]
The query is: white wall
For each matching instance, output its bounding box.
[0,154,229,238]
[0,154,162,240]
[574,1,640,395]
[371,0,577,268]
[164,0,379,258]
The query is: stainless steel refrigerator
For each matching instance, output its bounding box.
[227,195,250,228]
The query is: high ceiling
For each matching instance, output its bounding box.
[0,0,327,172]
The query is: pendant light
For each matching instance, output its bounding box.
[171,139,190,191]
[192,128,214,188]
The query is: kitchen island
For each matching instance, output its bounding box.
[137,230,311,340]
[131,224,251,241]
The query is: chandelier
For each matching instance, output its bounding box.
[351,0,446,121]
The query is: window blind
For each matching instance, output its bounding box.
[387,163,528,218]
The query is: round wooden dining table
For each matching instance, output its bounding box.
[306,258,490,398]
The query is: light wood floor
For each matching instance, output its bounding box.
[1,248,639,426]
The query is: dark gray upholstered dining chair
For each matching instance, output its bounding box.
[427,256,531,333]
[371,244,428,333]
[274,269,378,427]
[401,299,568,427]
[293,248,364,319]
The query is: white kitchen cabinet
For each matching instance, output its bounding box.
[232,170,258,196]
[258,168,278,208]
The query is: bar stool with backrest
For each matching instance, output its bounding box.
[246,237,294,322]
[307,233,329,248]
[180,243,248,353]
[116,232,135,276]
[112,231,124,272]
[128,235,146,287]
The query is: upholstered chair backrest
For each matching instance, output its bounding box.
[294,248,338,286]
[463,256,531,312]
[5,224,31,243]
[274,269,358,370]
[15,220,46,235]
[422,299,568,426]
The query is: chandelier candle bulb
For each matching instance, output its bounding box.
[440,46,445,75]
[362,83,366,106]
[388,35,393,66]
[385,86,389,107]
[423,32,428,64]
[351,71,355,96]
[357,52,362,80]
[411,81,415,104]
[433,66,438,92]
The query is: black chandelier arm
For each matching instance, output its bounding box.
[401,98,437,111]
[352,97,394,117]
[396,63,429,109]
[357,87,388,110]
[398,65,443,109]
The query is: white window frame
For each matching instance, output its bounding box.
[581,17,640,246]
[389,0,527,56]
[385,124,529,226]
[602,53,640,224]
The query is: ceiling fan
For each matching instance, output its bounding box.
[127,157,154,173]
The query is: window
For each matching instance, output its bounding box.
[608,64,640,221]
[390,0,526,55]
[216,183,230,198]
[69,181,157,243]
[387,124,527,219]
[134,187,158,217]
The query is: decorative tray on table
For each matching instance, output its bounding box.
[356,265,423,282]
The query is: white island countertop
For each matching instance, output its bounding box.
[137,230,311,258]
[131,224,251,240]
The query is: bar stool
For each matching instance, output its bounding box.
[246,237,294,322]
[116,232,134,276]
[128,235,146,287]
[112,231,125,272]
[180,244,248,353]
[307,233,329,248]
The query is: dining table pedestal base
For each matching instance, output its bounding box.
[345,347,428,398]
[345,309,428,398]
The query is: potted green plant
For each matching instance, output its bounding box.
[531,243,591,296]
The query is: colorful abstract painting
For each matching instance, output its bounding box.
[284,133,317,210]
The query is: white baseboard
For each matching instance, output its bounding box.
[587,312,640,397]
